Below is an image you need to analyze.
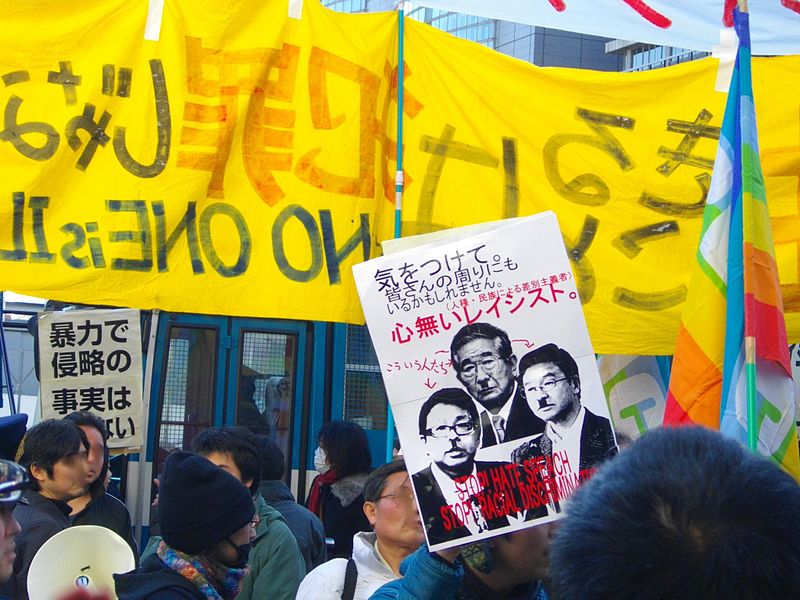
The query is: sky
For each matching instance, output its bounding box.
[3,293,45,305]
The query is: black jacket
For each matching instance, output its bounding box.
[412,461,543,547]
[0,490,71,600]
[503,385,546,443]
[258,479,327,571]
[307,472,370,560]
[114,554,205,600]
[512,408,618,479]
[71,492,139,567]
[478,385,545,448]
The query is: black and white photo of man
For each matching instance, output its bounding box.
[412,388,547,547]
[450,323,544,447]
[512,343,617,483]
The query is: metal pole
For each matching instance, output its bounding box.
[386,1,405,462]
[745,337,757,451]
[0,292,17,414]
[738,0,756,451]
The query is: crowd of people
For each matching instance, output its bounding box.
[2,411,800,600]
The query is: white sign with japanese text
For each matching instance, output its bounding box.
[38,308,144,449]
[354,212,618,551]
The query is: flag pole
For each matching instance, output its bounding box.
[385,0,405,462]
[737,0,757,452]
[395,1,405,243]
[745,336,757,450]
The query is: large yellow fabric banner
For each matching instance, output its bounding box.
[1,0,799,354]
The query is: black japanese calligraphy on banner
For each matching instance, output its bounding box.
[38,308,144,449]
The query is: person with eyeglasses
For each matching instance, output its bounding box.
[369,521,557,600]
[297,459,424,600]
[511,344,617,488]
[450,323,544,448]
[412,389,546,547]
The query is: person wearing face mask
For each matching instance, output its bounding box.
[306,421,372,559]
[141,428,305,600]
[189,427,305,600]
[115,451,256,600]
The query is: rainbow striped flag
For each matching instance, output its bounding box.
[664,7,800,479]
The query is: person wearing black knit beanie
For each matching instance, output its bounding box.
[115,452,256,599]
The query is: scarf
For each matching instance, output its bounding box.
[306,469,339,516]
[157,540,246,599]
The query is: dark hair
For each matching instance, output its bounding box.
[517,343,579,389]
[450,322,513,371]
[64,411,110,497]
[256,435,285,481]
[190,426,261,494]
[63,411,109,441]
[19,419,89,491]
[418,388,480,437]
[550,426,800,600]
[317,421,371,478]
[363,458,408,503]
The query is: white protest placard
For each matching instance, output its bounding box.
[354,211,618,551]
[38,308,144,449]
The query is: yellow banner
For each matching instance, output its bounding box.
[0,0,398,324]
[1,0,799,355]
[401,26,800,354]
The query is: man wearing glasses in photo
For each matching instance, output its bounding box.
[450,323,544,448]
[511,344,617,484]
[412,388,545,547]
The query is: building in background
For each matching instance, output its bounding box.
[323,0,623,71]
[0,296,41,417]
[605,40,708,72]
[322,2,712,73]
